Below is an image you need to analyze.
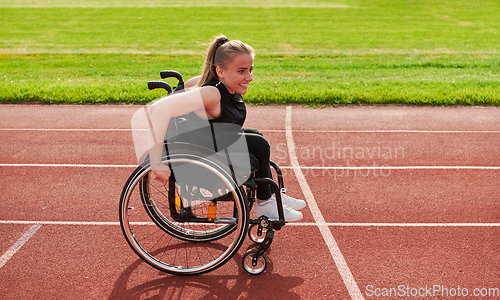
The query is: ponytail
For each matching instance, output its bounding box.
[197,35,255,87]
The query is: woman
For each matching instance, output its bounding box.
[147,35,306,221]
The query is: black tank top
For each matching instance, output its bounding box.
[203,80,246,126]
[170,80,246,149]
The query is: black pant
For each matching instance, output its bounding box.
[241,128,272,200]
[171,126,273,200]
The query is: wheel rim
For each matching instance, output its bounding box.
[242,250,267,275]
[248,224,268,244]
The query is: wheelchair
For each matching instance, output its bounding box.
[119,71,287,275]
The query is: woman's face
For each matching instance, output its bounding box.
[216,53,254,95]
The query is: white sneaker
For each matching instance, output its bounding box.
[280,189,306,210]
[254,196,303,222]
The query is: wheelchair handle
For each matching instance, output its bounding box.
[148,81,172,93]
[160,71,184,84]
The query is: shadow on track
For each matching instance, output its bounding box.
[108,246,303,299]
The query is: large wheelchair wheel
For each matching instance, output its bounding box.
[119,148,249,275]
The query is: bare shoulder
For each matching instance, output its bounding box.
[199,85,221,107]
[198,85,221,118]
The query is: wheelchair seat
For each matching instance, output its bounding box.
[164,142,258,188]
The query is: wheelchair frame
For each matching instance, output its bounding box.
[119,71,287,275]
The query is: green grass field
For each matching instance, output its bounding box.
[0,0,499,105]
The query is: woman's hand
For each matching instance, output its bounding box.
[150,163,171,187]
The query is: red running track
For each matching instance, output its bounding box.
[0,104,499,299]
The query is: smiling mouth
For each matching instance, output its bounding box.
[239,84,249,88]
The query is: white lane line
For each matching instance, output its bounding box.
[0,164,137,168]
[0,220,120,225]
[1,164,499,170]
[2,128,500,134]
[0,128,141,132]
[0,224,42,269]
[289,223,500,227]
[1,220,499,227]
[285,106,364,300]
[283,166,500,170]
[263,129,500,133]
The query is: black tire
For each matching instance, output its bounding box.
[242,249,268,275]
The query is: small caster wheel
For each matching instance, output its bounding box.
[248,224,268,244]
[242,249,268,275]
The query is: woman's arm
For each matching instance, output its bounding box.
[147,86,220,185]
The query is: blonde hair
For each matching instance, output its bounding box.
[197,35,255,87]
